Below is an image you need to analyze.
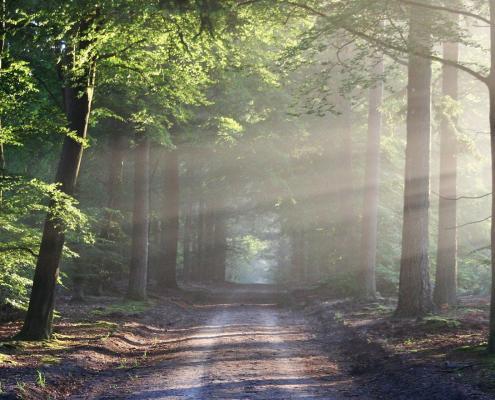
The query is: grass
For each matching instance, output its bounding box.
[40,355,61,365]
[421,315,461,330]
[90,300,153,317]
[35,370,46,388]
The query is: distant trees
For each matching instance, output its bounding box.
[5,0,495,358]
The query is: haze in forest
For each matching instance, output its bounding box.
[3,1,495,398]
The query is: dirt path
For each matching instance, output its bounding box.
[3,286,495,399]
[81,288,361,399]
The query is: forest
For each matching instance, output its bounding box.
[1,0,495,399]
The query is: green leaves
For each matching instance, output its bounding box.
[0,176,92,309]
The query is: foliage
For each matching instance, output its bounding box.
[0,176,91,310]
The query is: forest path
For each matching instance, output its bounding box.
[91,286,360,399]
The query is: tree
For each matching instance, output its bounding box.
[19,9,99,339]
[159,149,179,289]
[359,56,384,299]
[128,134,150,300]
[395,10,433,317]
[434,35,459,308]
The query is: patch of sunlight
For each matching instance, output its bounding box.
[40,355,61,365]
[0,353,17,365]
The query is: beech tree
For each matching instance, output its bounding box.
[19,7,100,339]
[160,149,180,289]
[434,36,459,308]
[128,134,150,300]
[359,57,384,299]
[396,10,433,316]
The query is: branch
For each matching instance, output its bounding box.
[466,245,491,256]
[432,191,492,201]
[278,1,489,83]
[344,26,488,83]
[397,0,491,26]
[32,74,64,112]
[447,216,491,230]
[0,246,38,257]
[97,38,146,61]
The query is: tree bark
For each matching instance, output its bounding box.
[335,97,356,274]
[19,84,94,339]
[191,200,202,281]
[487,0,495,353]
[160,149,179,289]
[197,196,206,282]
[101,127,126,240]
[396,13,433,317]
[0,0,6,206]
[202,207,216,281]
[127,135,150,300]
[359,57,384,299]
[212,209,227,282]
[433,38,459,308]
[182,177,194,282]
[290,229,304,281]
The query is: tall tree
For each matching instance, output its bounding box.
[359,57,384,299]
[160,149,179,289]
[434,36,459,308]
[488,0,495,352]
[0,0,5,188]
[18,11,98,339]
[396,11,433,317]
[212,208,227,282]
[128,134,150,300]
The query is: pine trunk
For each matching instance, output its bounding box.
[434,39,459,308]
[396,14,433,317]
[127,135,150,300]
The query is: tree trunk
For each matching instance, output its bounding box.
[160,149,179,289]
[182,182,194,282]
[434,39,459,308]
[18,84,94,339]
[127,135,150,300]
[335,98,355,273]
[212,209,227,282]
[487,0,495,353]
[0,0,6,206]
[202,207,216,281]
[359,57,384,299]
[197,196,206,282]
[290,229,304,281]
[101,127,126,240]
[191,200,202,281]
[396,14,433,317]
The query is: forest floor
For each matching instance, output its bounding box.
[1,285,495,399]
